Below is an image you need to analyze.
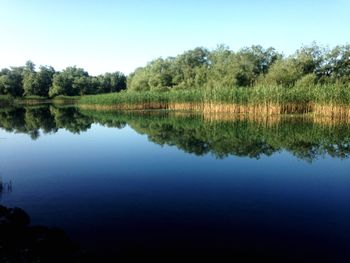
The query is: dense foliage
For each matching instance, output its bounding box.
[1,43,349,103]
[0,62,126,98]
[127,43,350,91]
[79,43,350,108]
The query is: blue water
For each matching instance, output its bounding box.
[1,107,350,261]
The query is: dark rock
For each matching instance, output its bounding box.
[0,205,30,226]
[0,205,86,263]
[0,205,8,215]
[7,207,31,226]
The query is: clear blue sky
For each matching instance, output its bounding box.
[1,0,349,75]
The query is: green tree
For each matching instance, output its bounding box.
[23,60,38,96]
[294,43,325,77]
[37,66,55,96]
[73,76,93,95]
[147,58,173,90]
[239,45,281,76]
[320,44,350,83]
[98,72,126,93]
[207,45,236,88]
[173,47,210,88]
[231,52,256,86]
[49,66,89,97]
[0,67,24,96]
[263,58,302,87]
[127,67,151,91]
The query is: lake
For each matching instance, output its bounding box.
[1,105,350,261]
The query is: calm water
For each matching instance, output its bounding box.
[1,105,350,261]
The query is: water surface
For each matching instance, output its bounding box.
[0,105,350,261]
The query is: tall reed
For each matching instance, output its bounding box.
[79,83,350,116]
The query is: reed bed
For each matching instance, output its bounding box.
[79,84,350,117]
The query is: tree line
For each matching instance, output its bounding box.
[128,43,350,91]
[0,62,126,97]
[1,43,349,98]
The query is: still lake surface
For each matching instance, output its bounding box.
[1,105,350,261]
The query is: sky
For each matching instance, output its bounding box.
[0,0,349,75]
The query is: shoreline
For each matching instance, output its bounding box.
[78,102,350,119]
[9,96,350,121]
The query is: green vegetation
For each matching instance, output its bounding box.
[80,43,350,110]
[0,61,126,98]
[127,43,350,90]
[1,43,350,110]
[80,89,203,106]
[80,83,350,107]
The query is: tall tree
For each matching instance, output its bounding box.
[49,67,88,97]
[98,72,127,93]
[0,67,24,96]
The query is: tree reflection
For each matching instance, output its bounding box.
[1,105,350,161]
[0,105,91,139]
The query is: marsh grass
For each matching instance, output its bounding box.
[79,84,350,117]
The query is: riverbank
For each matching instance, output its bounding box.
[6,83,350,118]
[14,95,80,105]
[79,102,350,121]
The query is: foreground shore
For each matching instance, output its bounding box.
[0,205,91,263]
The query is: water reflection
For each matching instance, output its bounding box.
[0,106,91,139]
[1,105,350,261]
[1,105,350,161]
[0,178,12,199]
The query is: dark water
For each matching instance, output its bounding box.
[1,105,350,261]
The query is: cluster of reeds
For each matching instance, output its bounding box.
[79,83,350,116]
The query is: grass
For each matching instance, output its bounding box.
[204,84,350,105]
[79,89,203,105]
[79,84,350,106]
